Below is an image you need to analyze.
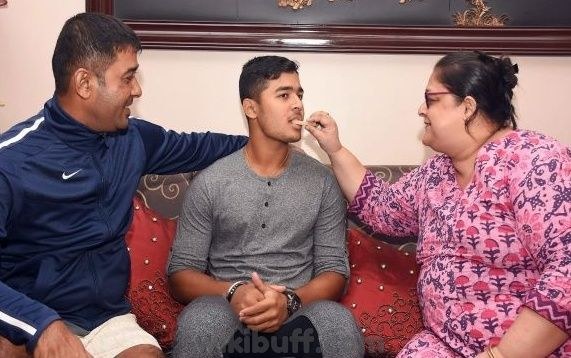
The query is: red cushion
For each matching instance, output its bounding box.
[125,196,183,349]
[340,228,423,357]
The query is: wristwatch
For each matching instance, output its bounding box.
[283,288,302,317]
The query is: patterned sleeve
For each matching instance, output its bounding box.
[347,167,423,237]
[511,142,571,334]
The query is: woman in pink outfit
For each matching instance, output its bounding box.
[306,51,570,357]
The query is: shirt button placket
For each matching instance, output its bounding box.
[262,181,271,230]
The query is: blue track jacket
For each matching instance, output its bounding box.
[0,98,247,350]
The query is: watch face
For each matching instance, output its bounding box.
[286,289,302,316]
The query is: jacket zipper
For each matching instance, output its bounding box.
[87,251,99,298]
[91,154,112,240]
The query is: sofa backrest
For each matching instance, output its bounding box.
[136,172,196,220]
[136,165,418,250]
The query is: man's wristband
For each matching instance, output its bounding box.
[226,280,248,302]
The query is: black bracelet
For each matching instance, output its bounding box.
[226,280,247,302]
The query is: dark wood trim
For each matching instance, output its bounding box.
[127,22,571,55]
[86,0,113,14]
[86,0,571,55]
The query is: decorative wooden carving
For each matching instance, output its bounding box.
[85,0,571,55]
[277,0,313,10]
[277,0,413,10]
[277,0,506,28]
[454,0,509,27]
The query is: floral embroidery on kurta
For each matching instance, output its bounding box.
[349,130,571,357]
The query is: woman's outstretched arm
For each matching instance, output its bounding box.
[305,111,366,203]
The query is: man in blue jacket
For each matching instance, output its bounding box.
[0,12,247,357]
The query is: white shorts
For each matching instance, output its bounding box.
[79,313,160,358]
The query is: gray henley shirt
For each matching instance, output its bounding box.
[167,148,348,288]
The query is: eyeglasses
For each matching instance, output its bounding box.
[424,91,454,108]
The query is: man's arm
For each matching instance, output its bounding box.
[169,270,228,305]
[0,282,90,356]
[0,174,56,350]
[167,170,218,301]
[291,272,346,305]
[0,281,60,351]
[301,170,349,301]
[133,119,247,175]
[169,269,265,315]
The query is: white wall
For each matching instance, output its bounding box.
[2,1,570,165]
[0,0,84,121]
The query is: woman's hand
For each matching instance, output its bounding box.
[476,307,568,358]
[305,111,342,156]
[305,111,366,202]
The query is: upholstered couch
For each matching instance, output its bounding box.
[125,165,423,358]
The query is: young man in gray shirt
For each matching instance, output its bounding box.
[168,56,364,358]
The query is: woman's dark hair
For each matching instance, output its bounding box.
[239,56,299,102]
[52,12,142,95]
[435,51,519,130]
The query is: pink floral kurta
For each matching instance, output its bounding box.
[348,130,571,357]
